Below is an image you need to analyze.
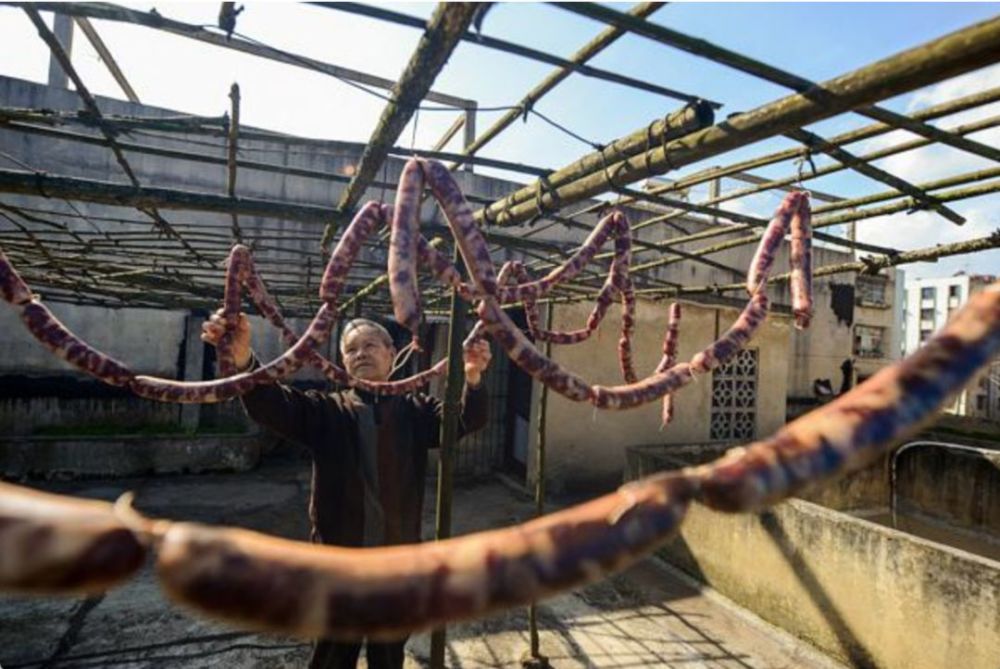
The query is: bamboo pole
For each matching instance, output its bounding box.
[628,112,1000,238]
[653,232,1000,297]
[629,179,1000,275]
[17,2,474,109]
[783,127,966,225]
[476,100,715,219]
[315,2,711,107]
[324,3,479,249]
[448,2,667,171]
[23,6,211,266]
[1,117,555,180]
[646,87,1000,200]
[813,166,1000,215]
[555,3,1000,165]
[569,86,1000,226]
[474,15,1000,227]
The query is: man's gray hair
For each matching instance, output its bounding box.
[340,318,394,350]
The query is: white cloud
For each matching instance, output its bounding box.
[856,199,999,280]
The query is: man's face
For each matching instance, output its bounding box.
[341,327,395,382]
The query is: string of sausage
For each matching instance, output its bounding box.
[0,159,810,410]
[3,282,996,638]
[656,303,682,428]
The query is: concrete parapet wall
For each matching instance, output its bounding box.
[626,442,889,512]
[627,445,1000,669]
[896,443,1000,539]
[0,433,263,479]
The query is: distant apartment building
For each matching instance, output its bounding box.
[903,274,1000,420]
[852,269,905,385]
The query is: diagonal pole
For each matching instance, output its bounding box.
[320,3,479,250]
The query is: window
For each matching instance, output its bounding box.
[856,275,888,306]
[976,395,987,412]
[949,285,961,299]
[920,329,933,343]
[854,325,885,358]
[921,286,936,300]
[920,308,935,322]
[710,349,757,441]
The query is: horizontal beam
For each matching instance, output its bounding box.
[475,14,1000,227]
[7,2,475,108]
[315,2,718,106]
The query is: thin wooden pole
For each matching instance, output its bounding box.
[654,233,1000,297]
[24,6,210,266]
[21,2,474,108]
[73,16,140,103]
[524,301,553,669]
[227,83,243,244]
[324,3,479,249]
[448,2,669,172]
[475,15,1000,227]
[624,112,1000,239]
[556,3,1000,165]
[430,247,467,669]
[315,2,709,106]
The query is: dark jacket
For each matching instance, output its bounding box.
[241,379,488,548]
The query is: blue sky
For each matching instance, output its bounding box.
[1,2,997,279]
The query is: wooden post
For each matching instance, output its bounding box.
[429,248,467,669]
[523,302,552,669]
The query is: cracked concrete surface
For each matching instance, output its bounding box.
[1,461,844,668]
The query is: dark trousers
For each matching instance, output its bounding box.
[309,638,407,669]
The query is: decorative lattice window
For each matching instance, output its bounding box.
[710,348,758,441]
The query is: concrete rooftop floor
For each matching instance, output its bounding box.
[1,460,845,668]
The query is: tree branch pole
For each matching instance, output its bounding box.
[323,3,479,250]
[474,15,1000,228]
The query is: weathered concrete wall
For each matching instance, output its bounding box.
[626,445,1000,669]
[788,270,857,403]
[626,442,890,513]
[896,443,1000,539]
[538,300,790,494]
[0,433,262,479]
[665,501,999,669]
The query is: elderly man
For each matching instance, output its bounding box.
[202,312,491,669]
